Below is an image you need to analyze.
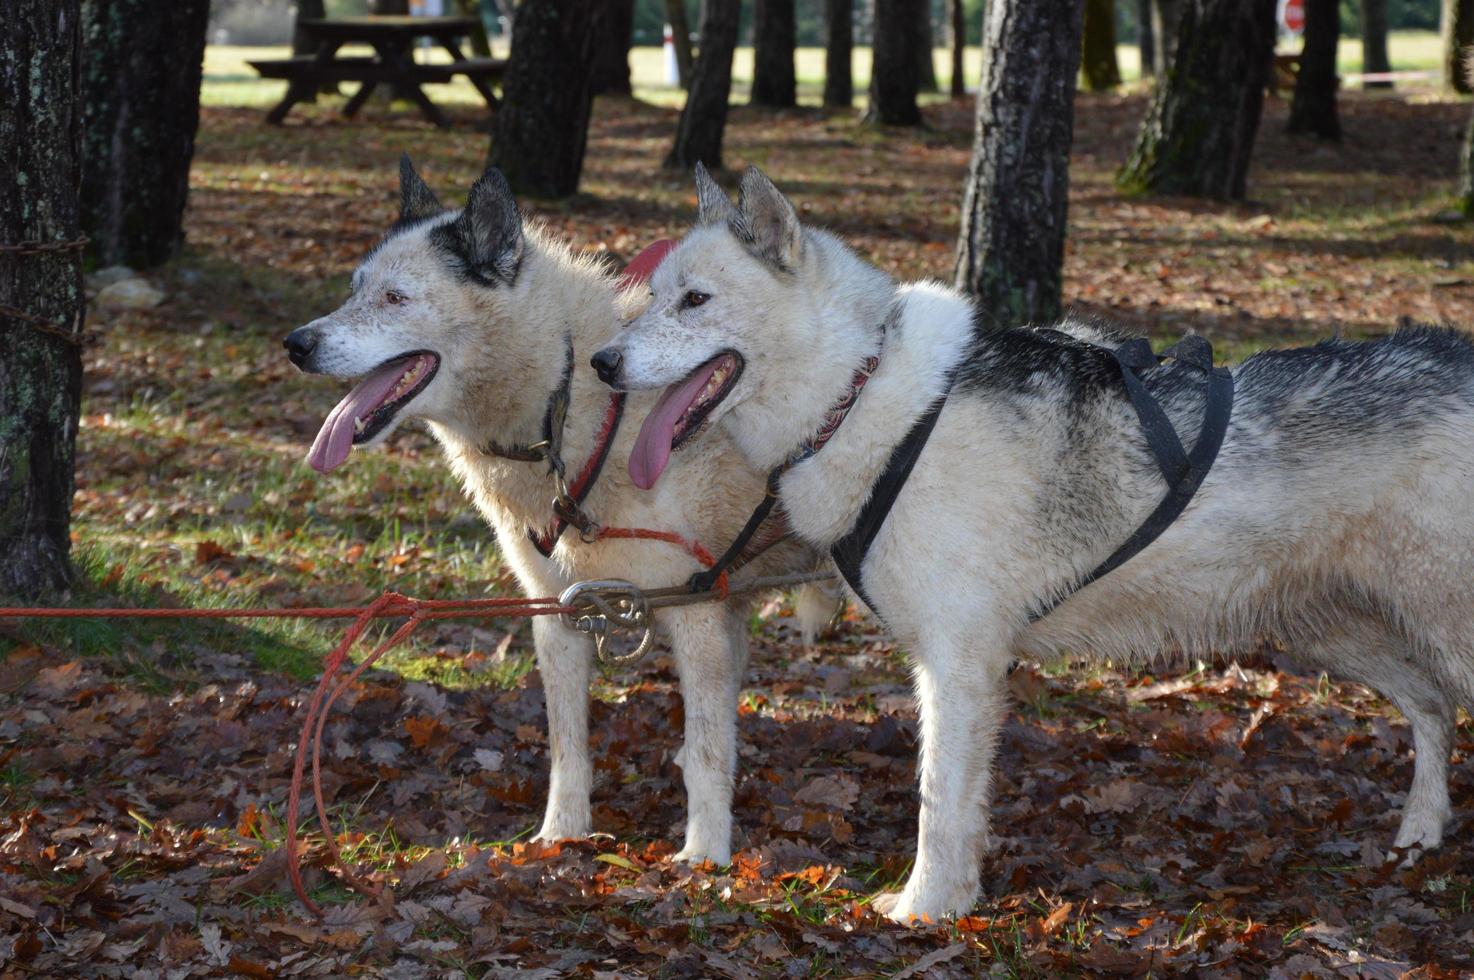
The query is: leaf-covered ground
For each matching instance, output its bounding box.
[4,84,1474,977]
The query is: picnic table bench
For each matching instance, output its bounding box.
[249,16,505,129]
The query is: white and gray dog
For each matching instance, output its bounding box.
[284,159,830,866]
[595,165,1474,923]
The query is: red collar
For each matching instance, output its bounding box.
[529,392,625,556]
[785,354,881,466]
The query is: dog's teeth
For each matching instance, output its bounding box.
[354,417,366,434]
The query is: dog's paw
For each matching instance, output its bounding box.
[672,843,732,867]
[534,815,592,844]
[872,883,974,926]
[1389,803,1451,866]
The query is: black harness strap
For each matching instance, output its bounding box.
[1026,335,1233,622]
[830,386,952,611]
[688,474,782,593]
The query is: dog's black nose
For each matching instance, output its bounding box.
[283,328,318,369]
[590,347,623,386]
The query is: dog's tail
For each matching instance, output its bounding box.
[792,581,844,646]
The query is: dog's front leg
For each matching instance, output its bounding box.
[875,636,1012,925]
[665,603,745,865]
[530,615,595,842]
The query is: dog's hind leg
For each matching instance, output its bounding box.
[665,603,746,865]
[531,615,595,842]
[1297,613,1455,859]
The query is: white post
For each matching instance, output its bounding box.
[663,23,679,86]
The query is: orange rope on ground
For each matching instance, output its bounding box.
[0,523,727,916]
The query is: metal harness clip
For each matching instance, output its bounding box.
[558,579,655,667]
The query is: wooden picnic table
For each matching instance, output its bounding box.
[250,16,505,129]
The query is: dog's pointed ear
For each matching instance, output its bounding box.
[454,166,524,286]
[733,167,802,270]
[398,153,443,223]
[693,162,734,226]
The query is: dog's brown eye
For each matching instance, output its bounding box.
[385,289,407,305]
[682,291,710,309]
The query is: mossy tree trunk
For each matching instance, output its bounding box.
[666,0,740,169]
[1138,0,1156,77]
[916,0,938,93]
[1,0,85,597]
[1361,0,1391,89]
[590,0,634,96]
[865,0,922,125]
[293,0,325,55]
[824,0,854,107]
[954,0,1084,327]
[489,0,605,197]
[80,0,209,270]
[1117,0,1276,200]
[949,0,967,95]
[1150,0,1178,74]
[665,0,694,89]
[752,0,797,107]
[1081,0,1121,91]
[1442,0,1473,94]
[1461,105,1474,216]
[1287,0,1340,139]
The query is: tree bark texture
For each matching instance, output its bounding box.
[80,0,209,270]
[1138,0,1155,77]
[1442,0,1473,93]
[1287,0,1340,139]
[1150,0,1178,74]
[752,0,797,107]
[1360,0,1391,88]
[665,0,694,89]
[1117,0,1276,200]
[1,0,85,596]
[1461,102,1474,216]
[489,0,604,197]
[950,0,967,95]
[866,0,923,125]
[1081,0,1121,91]
[916,0,938,93]
[667,0,741,169]
[590,0,634,95]
[954,0,1084,327]
[824,0,854,107]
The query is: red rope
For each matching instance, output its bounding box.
[0,524,726,916]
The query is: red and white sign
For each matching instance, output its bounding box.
[1278,0,1305,36]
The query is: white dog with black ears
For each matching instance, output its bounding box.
[593,164,1474,924]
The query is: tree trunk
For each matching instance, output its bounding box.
[752,0,797,107]
[1287,0,1340,139]
[1442,0,1474,94]
[667,0,741,169]
[1461,103,1474,216]
[1117,0,1277,200]
[949,0,966,95]
[1360,0,1391,89]
[1138,0,1155,77]
[0,0,85,597]
[1081,0,1121,91]
[590,0,634,96]
[1150,0,1178,74]
[488,0,605,197]
[80,0,209,270]
[824,0,854,107]
[954,0,1084,327]
[917,0,938,93]
[665,0,694,89]
[865,0,922,125]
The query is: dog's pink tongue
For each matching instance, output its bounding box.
[629,360,722,490]
[305,360,409,474]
